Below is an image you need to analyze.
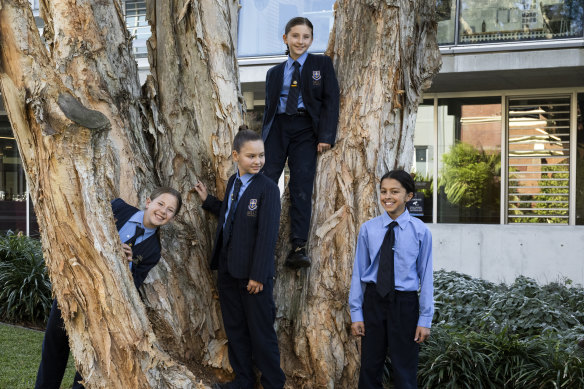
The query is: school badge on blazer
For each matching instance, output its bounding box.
[247,199,258,217]
[312,70,321,86]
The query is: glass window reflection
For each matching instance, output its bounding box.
[437,0,456,44]
[458,0,583,44]
[437,97,502,224]
[125,0,149,56]
[507,96,571,224]
[237,0,335,57]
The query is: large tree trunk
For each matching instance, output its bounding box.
[273,1,441,387]
[0,0,242,387]
[0,0,440,387]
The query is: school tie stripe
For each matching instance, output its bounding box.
[285,61,301,115]
[376,221,399,299]
[223,178,243,246]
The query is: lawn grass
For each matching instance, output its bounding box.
[0,322,76,389]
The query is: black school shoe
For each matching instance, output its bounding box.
[285,245,311,268]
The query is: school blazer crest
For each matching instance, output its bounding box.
[262,53,340,145]
[202,173,281,283]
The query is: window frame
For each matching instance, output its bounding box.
[421,87,584,225]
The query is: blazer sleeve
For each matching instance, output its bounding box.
[318,56,340,145]
[249,182,281,283]
[202,195,223,217]
[111,198,124,215]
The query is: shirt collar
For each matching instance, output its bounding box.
[382,208,411,229]
[128,210,157,234]
[235,171,255,186]
[286,52,308,69]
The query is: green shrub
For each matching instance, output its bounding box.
[0,231,51,324]
[433,270,500,328]
[416,326,584,388]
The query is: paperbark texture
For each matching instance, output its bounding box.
[0,0,243,387]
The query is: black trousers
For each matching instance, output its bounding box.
[217,254,285,389]
[35,299,84,389]
[359,284,420,389]
[263,114,317,244]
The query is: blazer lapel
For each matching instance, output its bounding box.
[301,54,313,94]
[271,62,285,102]
[220,176,235,225]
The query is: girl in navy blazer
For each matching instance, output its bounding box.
[262,17,340,269]
[35,188,182,389]
[194,128,285,389]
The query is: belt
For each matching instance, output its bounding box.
[365,282,418,296]
[277,109,309,117]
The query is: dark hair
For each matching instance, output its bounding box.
[284,17,314,56]
[149,187,183,215]
[380,170,416,194]
[233,125,262,152]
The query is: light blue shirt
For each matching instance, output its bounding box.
[117,210,157,270]
[277,52,308,114]
[349,209,434,328]
[223,172,255,228]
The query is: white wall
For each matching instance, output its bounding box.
[429,223,584,285]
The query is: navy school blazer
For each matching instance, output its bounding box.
[112,198,162,289]
[202,173,281,284]
[262,53,340,145]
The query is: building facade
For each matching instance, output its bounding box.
[2,0,583,283]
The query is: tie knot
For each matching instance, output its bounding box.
[389,221,398,229]
[293,61,300,68]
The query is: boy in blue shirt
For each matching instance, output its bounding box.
[349,170,433,389]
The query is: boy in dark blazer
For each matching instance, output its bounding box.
[35,188,182,389]
[262,17,340,269]
[194,128,285,389]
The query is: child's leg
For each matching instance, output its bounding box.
[387,292,420,389]
[286,116,317,246]
[35,299,71,389]
[217,271,255,388]
[359,284,389,389]
[263,117,289,184]
[243,277,285,389]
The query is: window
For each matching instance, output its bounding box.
[457,0,583,44]
[507,96,571,224]
[436,0,456,44]
[437,97,502,224]
[0,116,31,233]
[237,0,335,57]
[125,0,149,56]
[407,93,584,225]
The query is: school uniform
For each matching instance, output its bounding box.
[202,172,285,389]
[262,52,339,248]
[35,199,161,389]
[349,209,434,389]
